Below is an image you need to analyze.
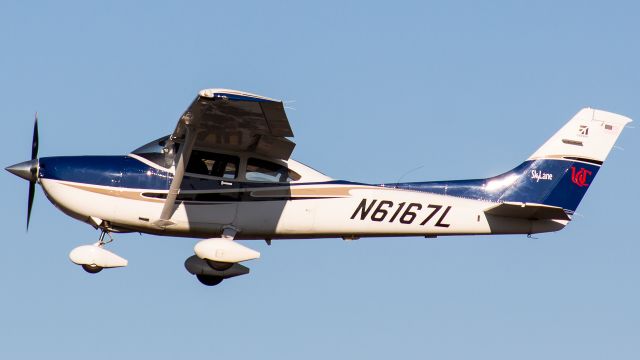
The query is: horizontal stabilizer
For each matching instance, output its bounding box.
[484,202,570,221]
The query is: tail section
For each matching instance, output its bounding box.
[501,108,631,212]
[395,108,631,214]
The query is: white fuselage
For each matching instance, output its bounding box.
[40,174,566,241]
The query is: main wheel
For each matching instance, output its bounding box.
[82,264,103,274]
[206,259,234,271]
[196,274,224,286]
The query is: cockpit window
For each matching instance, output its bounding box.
[132,137,299,183]
[186,150,239,179]
[132,135,170,155]
[131,135,172,168]
[246,158,301,183]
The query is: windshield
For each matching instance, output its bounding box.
[132,135,170,154]
[131,135,172,168]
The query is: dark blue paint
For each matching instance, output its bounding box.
[212,92,275,103]
[39,156,172,190]
[38,156,360,192]
[39,156,600,212]
[388,159,600,212]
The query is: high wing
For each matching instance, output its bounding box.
[154,88,294,227]
[167,88,295,159]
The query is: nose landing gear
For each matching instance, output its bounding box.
[69,229,128,273]
[82,264,103,274]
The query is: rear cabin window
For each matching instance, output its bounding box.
[186,150,239,179]
[245,158,301,183]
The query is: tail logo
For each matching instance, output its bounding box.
[578,125,589,137]
[570,166,592,187]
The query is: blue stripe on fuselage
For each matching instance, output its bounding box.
[37,156,360,192]
[212,92,275,102]
[39,156,597,212]
[38,156,172,190]
[389,159,600,212]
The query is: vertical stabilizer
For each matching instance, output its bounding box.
[528,108,631,164]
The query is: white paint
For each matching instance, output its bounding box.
[530,170,553,182]
[194,238,260,263]
[69,244,128,268]
[529,108,632,162]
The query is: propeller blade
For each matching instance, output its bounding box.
[31,113,39,160]
[27,181,35,231]
[27,112,39,231]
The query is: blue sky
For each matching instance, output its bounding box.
[1,1,638,359]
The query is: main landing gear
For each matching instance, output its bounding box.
[184,227,257,286]
[69,229,128,273]
[196,274,224,286]
[184,255,250,286]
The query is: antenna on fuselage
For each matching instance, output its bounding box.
[394,164,424,188]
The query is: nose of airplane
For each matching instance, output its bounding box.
[5,159,39,182]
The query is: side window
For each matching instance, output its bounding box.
[186,150,239,179]
[246,158,301,183]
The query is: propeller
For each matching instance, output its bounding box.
[5,113,40,230]
[27,113,39,229]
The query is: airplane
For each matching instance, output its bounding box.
[5,88,632,286]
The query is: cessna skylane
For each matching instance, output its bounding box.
[6,89,632,286]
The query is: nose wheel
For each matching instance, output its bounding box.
[82,264,103,274]
[69,229,128,273]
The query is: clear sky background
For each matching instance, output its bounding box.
[0,1,638,359]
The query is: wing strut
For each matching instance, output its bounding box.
[154,125,198,228]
